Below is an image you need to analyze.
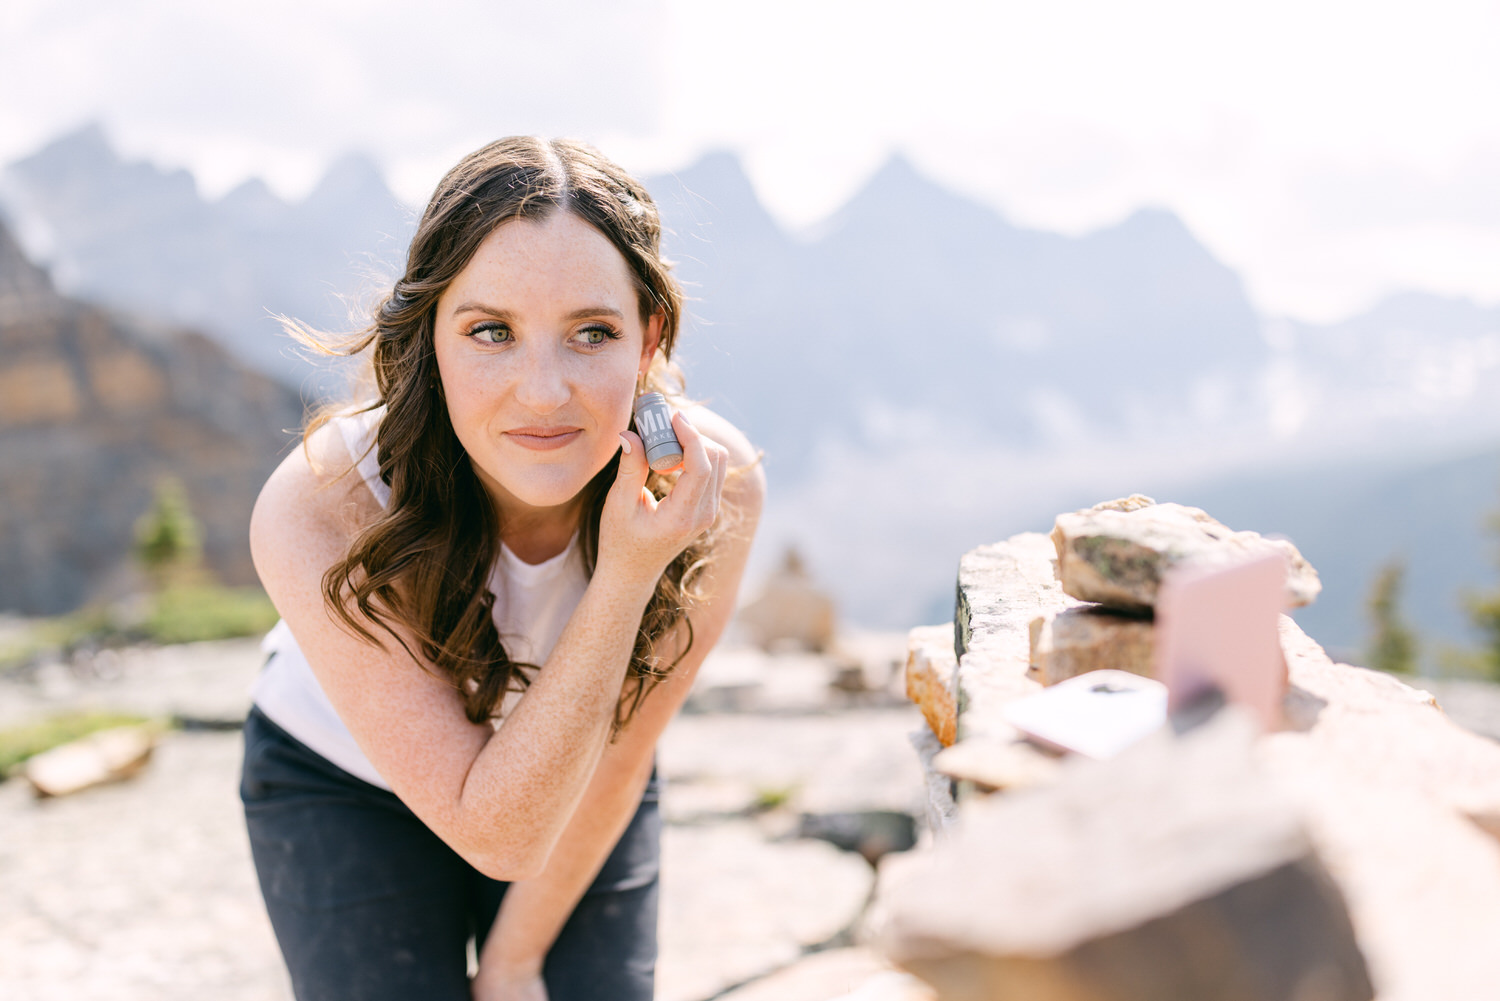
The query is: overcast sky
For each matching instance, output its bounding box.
[2,0,1496,322]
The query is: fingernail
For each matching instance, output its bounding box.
[619,434,632,455]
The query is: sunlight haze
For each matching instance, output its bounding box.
[1,0,1496,320]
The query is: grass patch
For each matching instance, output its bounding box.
[0,585,280,672]
[0,711,161,775]
[751,783,799,812]
[143,585,279,646]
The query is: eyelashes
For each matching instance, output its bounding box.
[466,321,512,344]
[462,321,624,348]
[575,323,623,347]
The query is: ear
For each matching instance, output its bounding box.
[639,311,664,376]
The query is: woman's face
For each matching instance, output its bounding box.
[432,211,661,523]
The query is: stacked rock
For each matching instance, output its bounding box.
[1028,495,1322,686]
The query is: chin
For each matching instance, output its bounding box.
[490,460,604,511]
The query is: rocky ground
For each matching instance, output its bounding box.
[6,631,1498,1001]
[0,635,938,1001]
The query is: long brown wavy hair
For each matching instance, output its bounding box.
[301,137,710,733]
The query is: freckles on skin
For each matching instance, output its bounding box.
[430,213,663,520]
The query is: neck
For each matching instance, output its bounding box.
[470,460,587,565]
[493,495,583,565]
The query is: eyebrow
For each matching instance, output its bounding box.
[450,302,626,322]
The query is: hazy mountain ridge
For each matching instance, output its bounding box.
[5,126,1499,655]
[1271,293,1500,449]
[0,124,413,390]
[649,154,1269,480]
[0,217,304,614]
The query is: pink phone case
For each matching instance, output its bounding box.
[1153,552,1288,731]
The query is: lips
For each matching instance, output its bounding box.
[503,426,584,451]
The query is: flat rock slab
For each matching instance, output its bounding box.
[1260,619,1500,1001]
[916,526,1500,1001]
[659,709,929,816]
[715,947,934,1001]
[686,643,910,715]
[1410,677,1500,742]
[0,637,264,729]
[880,713,1372,1001]
[952,534,1058,742]
[658,822,874,1001]
[1,698,929,1001]
[0,731,290,1001]
[931,735,1061,793]
[1051,500,1321,613]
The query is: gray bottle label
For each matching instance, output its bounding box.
[634,394,682,468]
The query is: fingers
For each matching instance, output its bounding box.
[660,414,728,529]
[669,411,708,478]
[596,415,731,584]
[672,412,728,490]
[611,430,654,508]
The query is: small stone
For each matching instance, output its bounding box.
[1028,606,1155,686]
[1051,499,1321,613]
[932,736,1061,792]
[24,725,157,797]
[905,625,958,747]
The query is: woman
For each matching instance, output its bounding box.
[242,137,763,1001]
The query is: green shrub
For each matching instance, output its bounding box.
[134,478,204,589]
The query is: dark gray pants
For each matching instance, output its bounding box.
[239,706,660,1001]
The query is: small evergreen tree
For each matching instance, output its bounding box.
[1465,594,1500,682]
[1366,558,1417,674]
[133,478,203,589]
[1463,505,1500,682]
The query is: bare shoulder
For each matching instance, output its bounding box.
[684,405,757,466]
[248,419,382,590]
[684,405,765,512]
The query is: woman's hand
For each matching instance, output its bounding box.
[598,410,728,588]
[471,964,548,1001]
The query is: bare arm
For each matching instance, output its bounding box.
[250,412,729,881]
[473,411,763,996]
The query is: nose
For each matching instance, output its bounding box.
[510,341,571,415]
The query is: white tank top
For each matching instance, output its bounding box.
[250,406,591,790]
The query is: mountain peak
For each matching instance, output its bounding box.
[819,150,1016,242]
[305,152,397,210]
[1085,205,1219,265]
[864,152,925,191]
[11,122,118,176]
[659,150,764,216]
[648,150,784,246]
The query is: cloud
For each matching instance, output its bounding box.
[0,0,667,198]
[1297,144,1500,230]
[4,0,1500,320]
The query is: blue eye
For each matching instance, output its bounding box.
[468,321,511,344]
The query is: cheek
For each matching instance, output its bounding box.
[586,358,643,426]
